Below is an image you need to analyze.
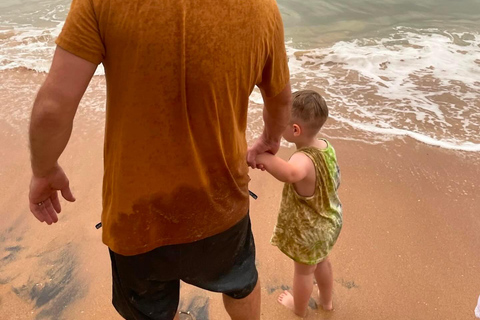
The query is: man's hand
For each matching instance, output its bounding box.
[246,135,280,168]
[29,164,76,225]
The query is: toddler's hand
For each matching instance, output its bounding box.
[254,153,270,171]
[256,164,266,171]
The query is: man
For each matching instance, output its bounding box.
[28,0,291,319]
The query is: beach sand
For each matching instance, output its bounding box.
[1,89,479,319]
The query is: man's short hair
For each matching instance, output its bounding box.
[291,90,329,134]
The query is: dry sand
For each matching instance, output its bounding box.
[1,103,479,319]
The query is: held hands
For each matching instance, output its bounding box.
[29,164,76,225]
[254,161,267,171]
[254,155,267,171]
[246,134,280,169]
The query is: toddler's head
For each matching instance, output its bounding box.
[283,90,328,142]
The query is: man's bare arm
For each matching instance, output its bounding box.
[29,46,97,224]
[246,81,292,168]
[30,46,96,176]
[261,81,292,147]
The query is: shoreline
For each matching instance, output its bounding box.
[2,68,480,153]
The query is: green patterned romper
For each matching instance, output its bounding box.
[271,140,342,265]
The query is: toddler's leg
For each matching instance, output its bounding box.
[314,257,334,311]
[278,262,316,317]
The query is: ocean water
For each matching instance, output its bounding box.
[1,0,479,151]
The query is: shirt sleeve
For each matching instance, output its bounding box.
[55,0,105,65]
[257,5,290,98]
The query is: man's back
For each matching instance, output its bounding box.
[56,0,289,255]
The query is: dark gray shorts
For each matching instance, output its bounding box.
[109,213,257,320]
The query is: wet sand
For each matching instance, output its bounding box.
[1,78,480,319]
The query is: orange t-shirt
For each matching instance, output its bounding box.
[56,0,289,255]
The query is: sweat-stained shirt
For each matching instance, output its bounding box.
[56,0,290,255]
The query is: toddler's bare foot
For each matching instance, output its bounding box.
[278,291,295,311]
[277,291,307,317]
[321,301,334,311]
[317,287,334,311]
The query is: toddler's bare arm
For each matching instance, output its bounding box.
[255,152,310,183]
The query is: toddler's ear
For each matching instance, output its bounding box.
[293,123,301,135]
